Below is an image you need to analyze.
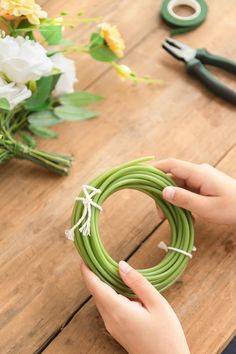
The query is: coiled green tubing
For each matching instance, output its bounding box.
[72,157,194,298]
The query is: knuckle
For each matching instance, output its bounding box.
[175,191,190,206]
[128,270,145,287]
[88,287,96,298]
[167,157,178,166]
[91,286,101,298]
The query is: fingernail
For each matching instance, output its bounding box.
[119,260,132,274]
[163,187,175,200]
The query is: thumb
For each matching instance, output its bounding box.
[119,261,163,309]
[162,186,208,214]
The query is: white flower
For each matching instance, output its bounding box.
[50,53,77,96]
[0,36,53,84]
[0,77,31,108]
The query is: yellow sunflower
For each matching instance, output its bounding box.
[99,22,125,58]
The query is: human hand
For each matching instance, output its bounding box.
[80,260,190,354]
[155,158,236,224]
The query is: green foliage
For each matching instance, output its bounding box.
[54,106,99,121]
[17,19,32,29]
[12,19,36,39]
[24,74,60,111]
[29,124,58,138]
[28,111,61,127]
[31,100,51,112]
[20,133,36,148]
[89,32,118,62]
[26,91,102,127]
[89,33,104,48]
[40,24,63,45]
[0,98,10,111]
[59,92,104,107]
[90,46,118,62]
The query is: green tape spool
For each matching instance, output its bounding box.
[161,0,208,35]
[71,157,195,298]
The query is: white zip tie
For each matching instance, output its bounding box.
[65,185,102,241]
[158,241,196,259]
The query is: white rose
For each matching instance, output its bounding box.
[0,77,31,108]
[50,53,77,96]
[0,36,53,84]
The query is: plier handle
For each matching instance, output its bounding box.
[162,38,236,104]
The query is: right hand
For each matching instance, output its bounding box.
[155,158,236,224]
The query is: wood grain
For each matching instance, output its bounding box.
[0,0,236,353]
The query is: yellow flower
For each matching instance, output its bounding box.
[114,63,132,80]
[52,16,64,26]
[112,62,161,84]
[0,0,47,25]
[98,22,125,58]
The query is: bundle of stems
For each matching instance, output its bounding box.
[0,107,72,175]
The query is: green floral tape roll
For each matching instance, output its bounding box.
[161,0,208,35]
[68,157,195,298]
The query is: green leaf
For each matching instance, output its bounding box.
[56,38,74,46]
[27,31,35,40]
[14,19,35,39]
[29,125,58,139]
[28,111,61,127]
[88,32,118,62]
[89,32,104,48]
[31,100,51,112]
[24,74,60,111]
[89,45,118,62]
[21,133,36,148]
[54,105,99,121]
[0,98,10,111]
[59,92,104,107]
[16,18,33,29]
[40,25,63,45]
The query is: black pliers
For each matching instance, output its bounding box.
[162,38,236,104]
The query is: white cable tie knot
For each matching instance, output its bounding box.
[158,241,196,259]
[65,185,102,241]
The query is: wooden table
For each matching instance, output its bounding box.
[0,1,236,353]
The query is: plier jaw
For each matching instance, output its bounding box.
[162,37,236,105]
[162,38,196,63]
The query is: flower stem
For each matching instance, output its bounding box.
[0,139,73,175]
[0,110,73,175]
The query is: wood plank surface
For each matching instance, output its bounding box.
[0,0,236,353]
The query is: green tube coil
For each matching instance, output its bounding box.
[72,157,195,298]
[161,0,208,35]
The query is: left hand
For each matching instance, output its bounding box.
[80,260,190,354]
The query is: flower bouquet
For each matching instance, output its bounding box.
[0,0,155,175]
